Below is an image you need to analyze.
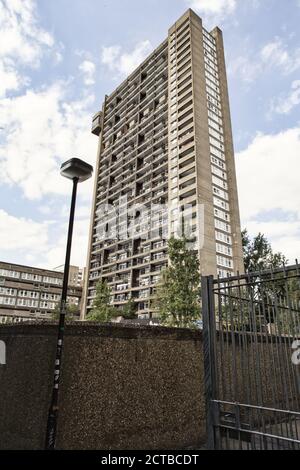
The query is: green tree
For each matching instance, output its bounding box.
[51,302,79,321]
[242,229,287,272]
[122,296,137,320]
[87,280,118,322]
[241,230,295,329]
[155,237,201,328]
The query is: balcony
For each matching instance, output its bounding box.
[116,284,129,291]
[140,280,150,287]
[92,111,102,136]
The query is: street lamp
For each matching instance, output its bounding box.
[45,158,93,450]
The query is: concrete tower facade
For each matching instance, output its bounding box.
[82,10,244,319]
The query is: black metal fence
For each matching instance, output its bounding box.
[202,263,300,450]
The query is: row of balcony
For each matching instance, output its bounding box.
[103,85,168,139]
[103,98,168,147]
[93,255,167,277]
[96,166,168,208]
[101,112,167,165]
[98,133,168,188]
[102,114,168,162]
[104,56,168,124]
[103,79,168,141]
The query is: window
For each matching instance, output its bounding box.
[214,208,230,222]
[212,175,228,190]
[177,37,190,53]
[214,197,229,211]
[206,77,220,93]
[213,186,228,200]
[18,290,39,299]
[179,146,195,160]
[207,86,220,102]
[43,276,63,285]
[217,256,233,269]
[0,269,20,279]
[177,67,192,83]
[41,293,60,301]
[21,272,42,282]
[39,301,56,310]
[216,231,232,245]
[177,44,190,61]
[210,137,224,151]
[208,110,223,126]
[177,75,192,92]
[180,167,195,180]
[215,219,231,233]
[210,146,225,161]
[178,91,193,106]
[179,156,195,170]
[211,165,227,180]
[209,128,224,143]
[178,118,193,133]
[218,269,232,278]
[178,83,192,97]
[0,287,16,296]
[17,299,39,308]
[205,70,219,87]
[178,100,193,115]
[0,296,16,306]
[177,60,191,75]
[209,118,223,132]
[216,243,232,256]
[177,20,189,36]
[179,188,196,201]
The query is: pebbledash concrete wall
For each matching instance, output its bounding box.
[0,323,297,450]
[0,323,206,450]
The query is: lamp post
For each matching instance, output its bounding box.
[45,158,93,450]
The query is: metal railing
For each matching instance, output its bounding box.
[202,263,300,450]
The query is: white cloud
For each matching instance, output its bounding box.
[0,0,54,67]
[101,45,121,69]
[227,55,261,84]
[261,37,300,75]
[236,127,300,260]
[0,0,62,99]
[0,208,90,268]
[186,0,261,23]
[0,81,97,200]
[53,50,63,65]
[101,41,153,77]
[41,217,90,268]
[228,36,300,83]
[187,0,236,16]
[269,80,300,115]
[79,60,96,86]
[0,58,27,97]
[244,220,300,263]
[0,209,49,253]
[60,204,91,219]
[0,1,96,269]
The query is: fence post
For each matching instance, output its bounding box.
[0,340,5,365]
[202,275,218,450]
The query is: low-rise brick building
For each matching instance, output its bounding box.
[0,261,82,323]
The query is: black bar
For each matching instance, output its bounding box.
[45,177,79,449]
[202,275,218,450]
[215,263,299,285]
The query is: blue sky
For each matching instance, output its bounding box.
[0,0,299,269]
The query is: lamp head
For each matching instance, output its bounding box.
[60,158,93,183]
